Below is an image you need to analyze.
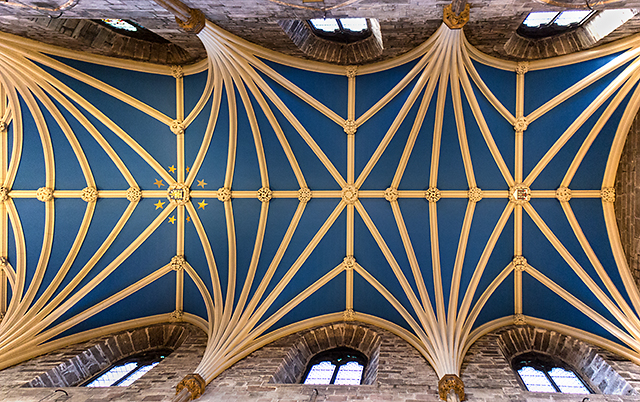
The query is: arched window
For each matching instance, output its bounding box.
[517,10,595,38]
[83,349,171,387]
[512,352,591,394]
[308,18,372,44]
[302,347,367,385]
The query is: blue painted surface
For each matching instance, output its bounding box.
[6,40,637,350]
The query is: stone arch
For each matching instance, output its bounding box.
[27,323,191,388]
[496,325,636,395]
[270,322,382,385]
[278,19,383,65]
[503,10,638,59]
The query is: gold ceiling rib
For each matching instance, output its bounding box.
[0,3,640,401]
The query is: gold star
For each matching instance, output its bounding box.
[154,200,165,210]
[198,200,208,210]
[186,216,191,222]
[197,179,207,188]
[168,216,176,224]
[168,165,176,173]
[154,179,165,188]
[186,166,190,173]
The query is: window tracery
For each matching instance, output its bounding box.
[302,347,367,385]
[512,352,591,394]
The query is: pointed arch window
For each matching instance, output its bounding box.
[302,347,367,385]
[83,349,170,387]
[513,352,591,394]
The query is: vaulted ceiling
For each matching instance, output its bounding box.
[2,0,640,394]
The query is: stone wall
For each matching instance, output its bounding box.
[0,323,207,402]
[3,321,640,401]
[616,111,640,288]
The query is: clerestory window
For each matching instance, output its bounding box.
[83,349,170,387]
[518,10,595,38]
[513,352,591,394]
[302,347,367,385]
[308,18,372,43]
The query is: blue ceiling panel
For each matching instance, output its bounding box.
[12,97,45,190]
[260,58,349,118]
[523,52,625,115]
[438,87,469,190]
[353,206,422,328]
[356,59,420,117]
[262,94,341,190]
[356,75,419,185]
[458,200,513,311]
[48,56,177,118]
[257,70,347,183]
[470,60,516,117]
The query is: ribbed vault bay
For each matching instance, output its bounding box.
[1,19,640,388]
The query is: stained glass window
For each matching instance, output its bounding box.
[83,350,168,387]
[304,361,336,385]
[333,361,364,385]
[302,347,367,385]
[513,352,591,394]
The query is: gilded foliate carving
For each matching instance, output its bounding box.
[342,185,359,205]
[514,313,526,325]
[298,187,312,203]
[167,183,190,206]
[601,187,615,203]
[512,255,527,272]
[384,187,398,202]
[514,116,528,132]
[556,187,572,202]
[176,373,206,400]
[438,374,465,401]
[171,65,184,79]
[0,187,10,202]
[170,120,185,135]
[257,187,272,203]
[36,187,53,202]
[170,309,184,322]
[346,65,358,78]
[171,255,185,271]
[343,256,356,270]
[343,119,357,136]
[443,3,470,29]
[468,187,483,203]
[217,187,231,202]
[175,8,206,34]
[425,187,441,203]
[509,185,530,205]
[81,186,98,203]
[515,61,529,75]
[127,187,142,202]
[343,308,355,321]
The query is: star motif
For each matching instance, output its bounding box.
[197,179,207,188]
[198,200,208,210]
[168,165,176,173]
[154,200,165,210]
[186,166,190,173]
[186,216,191,222]
[168,216,176,224]
[154,179,165,188]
